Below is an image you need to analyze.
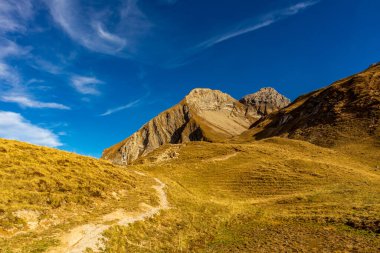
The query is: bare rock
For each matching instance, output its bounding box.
[240,87,291,117]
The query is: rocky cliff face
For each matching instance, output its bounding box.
[102,88,255,165]
[240,87,291,117]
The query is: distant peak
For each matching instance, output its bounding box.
[187,88,223,96]
[240,87,291,116]
[241,87,290,101]
[185,88,237,111]
[256,87,281,94]
[261,87,276,90]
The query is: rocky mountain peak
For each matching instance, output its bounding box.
[257,87,276,93]
[102,88,255,165]
[102,87,290,165]
[185,88,237,112]
[240,87,291,116]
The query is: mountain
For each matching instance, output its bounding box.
[240,87,291,117]
[242,64,380,147]
[102,88,253,165]
[102,88,290,165]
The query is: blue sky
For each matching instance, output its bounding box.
[0,0,379,157]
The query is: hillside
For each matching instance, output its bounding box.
[241,64,380,147]
[0,138,158,253]
[96,66,380,252]
[102,88,289,165]
[101,137,380,252]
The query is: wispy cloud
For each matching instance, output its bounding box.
[100,99,141,116]
[0,62,21,87]
[0,0,33,33]
[1,95,70,110]
[0,2,32,85]
[31,58,63,75]
[0,10,67,105]
[71,75,104,95]
[44,0,150,56]
[0,39,29,59]
[94,22,127,51]
[0,111,62,147]
[0,38,29,88]
[163,0,320,68]
[0,1,83,109]
[197,0,320,50]
[0,38,71,110]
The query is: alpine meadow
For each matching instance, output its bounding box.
[0,1,379,252]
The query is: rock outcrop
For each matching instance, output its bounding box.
[240,87,291,117]
[102,89,255,165]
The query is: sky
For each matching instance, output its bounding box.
[0,0,379,157]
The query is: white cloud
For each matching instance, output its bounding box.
[0,39,29,58]
[0,111,62,147]
[44,0,149,55]
[0,62,21,86]
[1,95,70,110]
[285,1,320,15]
[100,99,141,116]
[0,39,70,110]
[197,0,320,50]
[0,38,29,89]
[94,22,126,51]
[71,75,104,95]
[31,58,63,75]
[0,2,72,111]
[0,0,33,33]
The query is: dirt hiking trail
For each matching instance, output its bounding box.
[48,174,168,253]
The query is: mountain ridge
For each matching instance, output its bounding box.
[102,87,289,165]
[241,64,380,147]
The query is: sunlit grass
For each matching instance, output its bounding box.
[1,136,379,252]
[0,138,156,253]
[103,137,380,252]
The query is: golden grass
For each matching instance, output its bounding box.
[102,137,380,252]
[1,136,379,252]
[0,138,156,253]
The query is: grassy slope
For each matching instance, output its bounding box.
[238,64,380,148]
[0,138,157,253]
[103,137,380,252]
